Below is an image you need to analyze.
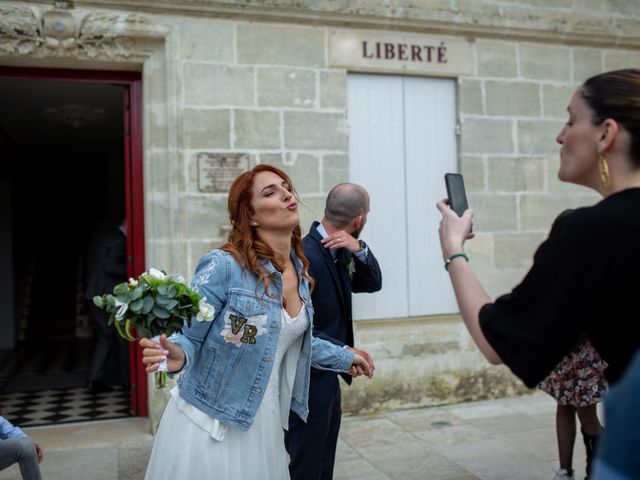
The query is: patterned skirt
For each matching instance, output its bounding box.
[538,340,608,406]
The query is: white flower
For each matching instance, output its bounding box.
[114,299,129,320]
[170,274,187,285]
[128,277,138,287]
[148,268,167,280]
[196,297,215,322]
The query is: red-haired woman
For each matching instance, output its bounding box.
[140,165,373,479]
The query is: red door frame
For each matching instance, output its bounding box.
[0,66,148,417]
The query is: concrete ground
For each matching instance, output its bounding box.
[0,392,593,480]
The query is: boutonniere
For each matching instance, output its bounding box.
[347,257,355,280]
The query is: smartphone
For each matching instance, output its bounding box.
[444,173,469,218]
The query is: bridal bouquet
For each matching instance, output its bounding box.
[93,268,215,388]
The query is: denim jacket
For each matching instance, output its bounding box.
[172,249,355,431]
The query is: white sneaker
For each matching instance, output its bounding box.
[553,469,575,480]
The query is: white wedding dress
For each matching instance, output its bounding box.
[145,307,309,480]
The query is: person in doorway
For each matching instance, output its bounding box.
[85,219,129,393]
[285,183,382,480]
[140,165,374,480]
[435,68,640,473]
[0,415,43,480]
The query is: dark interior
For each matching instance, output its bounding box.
[0,77,130,424]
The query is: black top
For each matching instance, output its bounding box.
[479,188,640,388]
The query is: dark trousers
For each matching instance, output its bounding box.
[285,372,342,480]
[88,304,130,386]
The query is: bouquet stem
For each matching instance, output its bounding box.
[151,335,169,389]
[155,370,168,389]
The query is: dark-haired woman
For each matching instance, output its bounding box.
[436,69,640,477]
[140,165,373,479]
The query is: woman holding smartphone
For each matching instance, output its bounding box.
[436,69,640,478]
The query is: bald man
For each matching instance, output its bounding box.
[285,183,382,480]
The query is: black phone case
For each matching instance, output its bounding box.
[445,173,469,217]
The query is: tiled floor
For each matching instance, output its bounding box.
[332,392,589,480]
[1,385,131,427]
[0,392,581,480]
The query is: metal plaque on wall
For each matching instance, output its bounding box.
[197,153,250,193]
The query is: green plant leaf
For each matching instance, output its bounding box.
[114,283,129,295]
[141,296,154,314]
[130,299,144,313]
[158,284,177,298]
[130,287,143,301]
[152,305,170,319]
[93,296,104,308]
[156,296,178,310]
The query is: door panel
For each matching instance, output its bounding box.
[348,73,458,320]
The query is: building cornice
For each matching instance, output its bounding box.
[17,0,640,49]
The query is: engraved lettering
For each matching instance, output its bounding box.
[398,43,408,61]
[411,44,422,61]
[385,42,395,59]
[362,40,374,59]
[438,43,447,63]
[425,45,435,62]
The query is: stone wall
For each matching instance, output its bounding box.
[2,0,640,426]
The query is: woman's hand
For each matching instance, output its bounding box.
[347,348,374,379]
[436,199,474,259]
[140,334,186,374]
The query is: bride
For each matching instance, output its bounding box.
[140,164,373,479]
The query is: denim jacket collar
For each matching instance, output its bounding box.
[259,248,305,280]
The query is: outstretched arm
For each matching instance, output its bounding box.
[436,200,502,365]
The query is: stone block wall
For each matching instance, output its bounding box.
[170,18,351,274]
[141,5,637,417]
[3,0,639,424]
[457,39,619,298]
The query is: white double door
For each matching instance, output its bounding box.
[348,73,459,320]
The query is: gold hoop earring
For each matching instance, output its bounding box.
[598,154,610,188]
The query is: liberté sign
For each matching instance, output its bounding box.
[330,30,473,77]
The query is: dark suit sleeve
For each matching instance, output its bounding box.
[350,247,382,293]
[306,255,347,347]
[103,233,127,278]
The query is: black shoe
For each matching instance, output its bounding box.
[87,380,114,394]
[581,428,600,479]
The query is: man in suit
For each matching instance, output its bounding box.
[285,183,382,480]
[85,219,129,393]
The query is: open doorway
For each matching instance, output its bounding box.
[0,69,145,425]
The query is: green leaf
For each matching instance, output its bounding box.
[152,305,170,319]
[130,299,144,313]
[156,296,178,310]
[130,287,143,301]
[158,285,177,298]
[141,296,154,314]
[114,283,129,295]
[93,296,104,308]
